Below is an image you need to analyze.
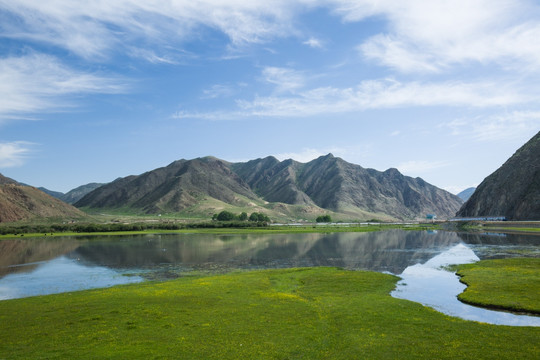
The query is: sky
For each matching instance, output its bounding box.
[1,0,539,194]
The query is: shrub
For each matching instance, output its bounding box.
[316,215,332,223]
[249,212,270,222]
[216,211,236,221]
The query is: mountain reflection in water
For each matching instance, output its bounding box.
[68,230,463,275]
[0,230,538,301]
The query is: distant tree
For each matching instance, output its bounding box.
[249,212,259,221]
[239,212,248,221]
[249,212,270,222]
[258,213,270,222]
[212,213,218,221]
[216,210,235,221]
[316,215,332,223]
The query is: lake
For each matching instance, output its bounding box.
[1,230,539,325]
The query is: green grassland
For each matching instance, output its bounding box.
[456,258,540,315]
[1,265,538,359]
[0,223,438,240]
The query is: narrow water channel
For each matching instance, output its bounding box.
[391,243,540,326]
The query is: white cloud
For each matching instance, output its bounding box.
[3,0,539,72]
[303,37,324,48]
[0,0,302,60]
[359,35,441,73]
[128,47,187,65]
[339,0,540,73]
[0,141,34,168]
[445,111,540,141]
[261,67,306,93]
[201,84,236,99]
[174,78,538,120]
[0,53,126,120]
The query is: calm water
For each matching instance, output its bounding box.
[1,230,538,325]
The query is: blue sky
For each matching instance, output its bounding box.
[1,0,539,194]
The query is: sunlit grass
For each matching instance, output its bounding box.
[0,267,538,359]
[456,258,540,315]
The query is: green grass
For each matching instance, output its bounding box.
[0,223,438,240]
[0,267,538,359]
[456,258,540,315]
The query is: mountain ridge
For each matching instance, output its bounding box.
[456,131,540,220]
[77,154,463,221]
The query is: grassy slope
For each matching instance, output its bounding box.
[456,258,540,315]
[0,267,538,359]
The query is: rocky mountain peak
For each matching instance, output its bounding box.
[456,131,540,220]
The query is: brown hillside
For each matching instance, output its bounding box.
[0,184,86,223]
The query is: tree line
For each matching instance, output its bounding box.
[0,220,269,235]
[212,211,270,223]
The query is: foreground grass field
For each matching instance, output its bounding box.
[0,266,538,359]
[456,258,540,315]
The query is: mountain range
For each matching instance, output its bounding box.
[75,154,463,221]
[3,132,539,223]
[457,131,540,220]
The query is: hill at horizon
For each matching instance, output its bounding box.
[0,174,87,223]
[76,154,463,221]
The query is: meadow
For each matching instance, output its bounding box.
[456,257,540,315]
[0,259,538,359]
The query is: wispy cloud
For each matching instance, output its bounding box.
[261,67,306,93]
[128,47,187,65]
[303,37,324,49]
[174,77,537,120]
[336,0,540,73]
[0,141,34,168]
[201,84,237,99]
[0,53,127,120]
[3,0,539,73]
[445,111,540,141]
[0,0,302,60]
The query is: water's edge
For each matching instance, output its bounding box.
[391,244,540,327]
[1,231,539,326]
